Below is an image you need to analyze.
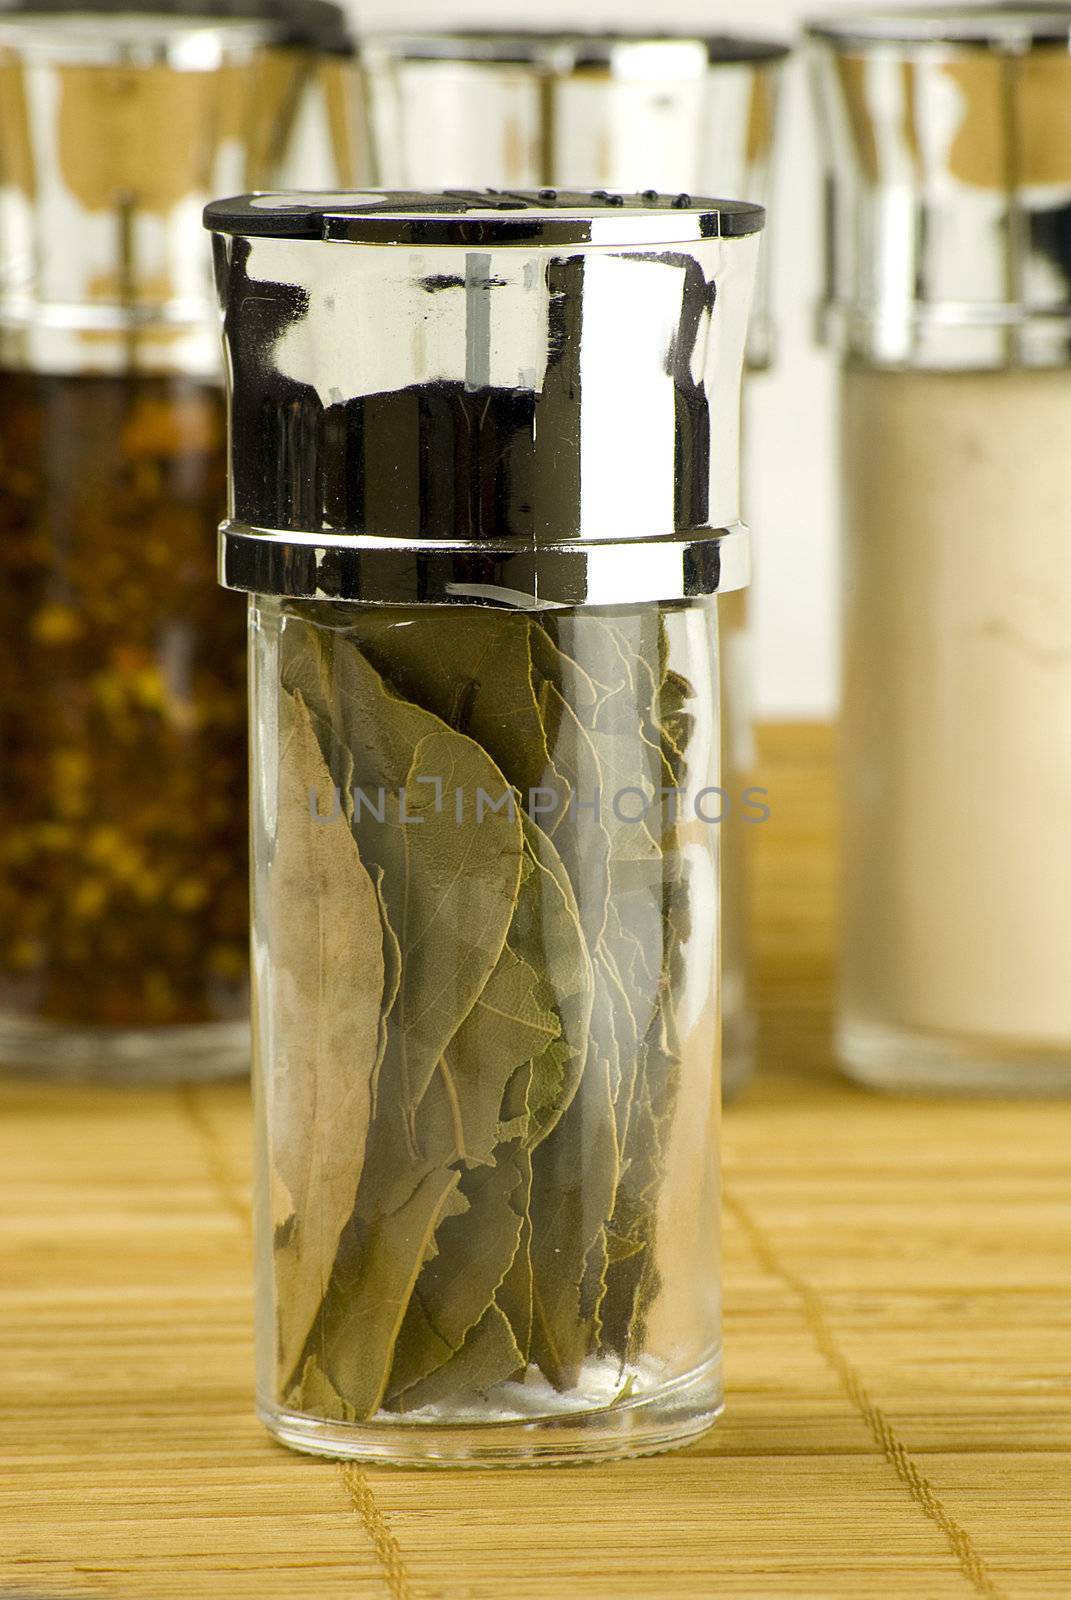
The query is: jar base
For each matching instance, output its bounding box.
[258,1353,723,1468]
[838,1017,1071,1097]
[0,1014,249,1084]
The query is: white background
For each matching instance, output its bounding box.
[347,0,885,719]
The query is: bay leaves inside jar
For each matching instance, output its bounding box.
[284,628,527,1118]
[273,606,700,1414]
[385,1141,530,1406]
[268,688,387,1390]
[376,808,597,1408]
[335,606,574,831]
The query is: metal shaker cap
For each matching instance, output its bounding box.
[206,188,764,610]
[808,4,1071,368]
[0,0,350,53]
[359,29,788,369]
[0,0,349,374]
[360,29,788,65]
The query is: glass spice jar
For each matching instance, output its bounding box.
[0,0,347,1080]
[810,5,1071,1094]
[357,29,789,1102]
[206,188,763,1463]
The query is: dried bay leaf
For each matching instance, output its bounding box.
[385,1142,529,1403]
[338,608,573,827]
[292,1352,352,1422]
[541,612,667,856]
[535,658,661,1139]
[599,636,697,1362]
[291,1029,467,1410]
[390,1302,525,1414]
[353,1069,465,1237]
[507,811,594,1146]
[387,727,524,1112]
[659,666,697,781]
[528,1037,619,1390]
[295,1164,462,1421]
[495,1143,534,1363]
[439,943,559,1166]
[528,624,606,728]
[534,678,613,948]
[269,689,386,1389]
[535,613,693,1368]
[517,1039,575,1143]
[516,668,630,1386]
[298,636,526,1116]
[370,865,402,1114]
[294,793,544,1420]
[581,613,678,795]
[600,1003,684,1360]
[378,804,593,1402]
[536,665,660,1137]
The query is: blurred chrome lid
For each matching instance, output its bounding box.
[206,188,764,609]
[0,0,350,374]
[361,29,788,68]
[0,0,350,55]
[359,29,788,369]
[808,4,1071,368]
[808,5,1071,44]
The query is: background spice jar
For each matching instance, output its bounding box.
[0,373,247,1033]
[0,0,351,1078]
[810,5,1071,1094]
[357,29,789,1105]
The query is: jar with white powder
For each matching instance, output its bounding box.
[809,5,1071,1093]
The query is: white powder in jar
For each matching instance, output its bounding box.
[840,365,1071,1055]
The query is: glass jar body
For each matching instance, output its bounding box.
[0,370,249,1079]
[250,594,724,1464]
[838,364,1071,1094]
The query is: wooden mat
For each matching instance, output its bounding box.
[1,725,1068,1599]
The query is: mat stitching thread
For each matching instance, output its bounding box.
[178,1087,421,1600]
[178,1086,250,1233]
[339,1462,420,1600]
[724,1185,1008,1600]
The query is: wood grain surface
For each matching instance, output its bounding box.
[1,724,1068,1600]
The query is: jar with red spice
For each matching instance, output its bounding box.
[0,0,349,1078]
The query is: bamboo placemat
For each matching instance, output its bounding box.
[1,725,1069,1599]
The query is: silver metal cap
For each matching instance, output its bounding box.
[808,5,1071,368]
[358,30,788,368]
[0,3,347,374]
[206,188,763,609]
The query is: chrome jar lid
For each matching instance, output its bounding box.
[0,0,350,374]
[808,4,1071,369]
[207,188,764,609]
[358,29,789,67]
[357,31,788,369]
[0,0,350,55]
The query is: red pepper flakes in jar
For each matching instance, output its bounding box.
[0,374,249,1045]
[0,0,352,1077]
